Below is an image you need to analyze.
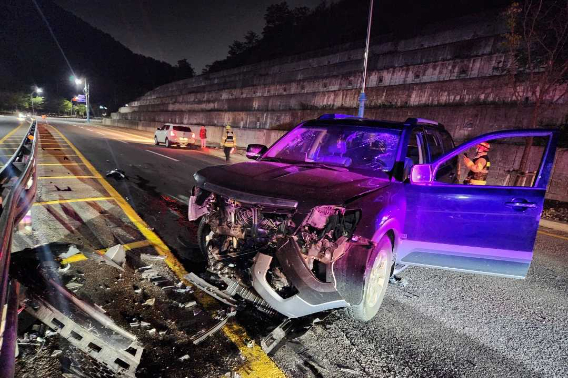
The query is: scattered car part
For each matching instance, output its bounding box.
[260,318,293,354]
[104,244,126,266]
[191,309,236,345]
[25,293,143,377]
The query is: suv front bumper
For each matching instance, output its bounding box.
[252,238,347,318]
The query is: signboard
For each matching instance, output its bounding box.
[76,95,86,103]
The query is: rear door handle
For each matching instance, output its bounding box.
[505,200,536,209]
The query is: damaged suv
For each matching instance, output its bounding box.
[188,114,557,321]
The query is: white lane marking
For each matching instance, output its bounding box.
[117,140,128,144]
[146,150,179,162]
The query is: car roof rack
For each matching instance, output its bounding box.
[405,118,444,128]
[318,114,363,120]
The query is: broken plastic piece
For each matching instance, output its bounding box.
[104,244,126,266]
[178,354,190,362]
[191,309,236,345]
[60,245,80,259]
[143,298,156,306]
[106,169,127,180]
[260,318,293,354]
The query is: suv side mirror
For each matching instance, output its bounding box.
[410,164,432,184]
[246,144,268,160]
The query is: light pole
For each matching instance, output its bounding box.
[358,0,374,118]
[73,77,90,123]
[30,87,43,116]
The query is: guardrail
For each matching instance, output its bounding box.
[0,119,39,376]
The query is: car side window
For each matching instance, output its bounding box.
[164,125,169,131]
[440,131,455,153]
[424,129,444,161]
[405,130,423,166]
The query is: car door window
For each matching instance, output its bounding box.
[434,136,551,187]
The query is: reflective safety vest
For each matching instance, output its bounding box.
[223,131,235,147]
[465,154,490,185]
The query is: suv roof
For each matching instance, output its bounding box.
[310,114,446,130]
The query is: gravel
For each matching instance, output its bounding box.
[542,200,568,223]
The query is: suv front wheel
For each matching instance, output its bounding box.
[346,235,393,322]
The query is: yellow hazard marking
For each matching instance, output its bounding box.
[33,197,114,206]
[48,124,285,378]
[538,230,568,241]
[38,175,102,179]
[61,253,88,265]
[0,147,17,149]
[40,147,74,150]
[0,123,24,144]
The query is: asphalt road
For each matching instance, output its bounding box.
[38,118,568,377]
[0,116,28,165]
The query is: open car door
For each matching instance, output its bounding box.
[399,129,558,278]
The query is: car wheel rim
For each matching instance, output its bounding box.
[365,250,388,308]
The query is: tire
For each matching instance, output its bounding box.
[346,235,393,322]
[165,138,171,148]
[197,217,210,260]
[154,136,159,145]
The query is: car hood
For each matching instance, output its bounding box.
[195,161,390,209]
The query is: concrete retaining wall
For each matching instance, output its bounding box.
[106,13,568,201]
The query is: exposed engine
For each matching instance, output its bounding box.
[192,188,362,310]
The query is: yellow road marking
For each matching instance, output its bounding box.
[34,197,114,206]
[48,124,285,378]
[41,147,74,150]
[61,253,88,264]
[538,230,568,241]
[38,163,85,166]
[0,123,24,144]
[39,175,102,179]
[0,148,16,150]
[96,240,153,255]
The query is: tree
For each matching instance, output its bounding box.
[0,91,28,111]
[29,96,44,112]
[76,104,86,117]
[59,99,73,115]
[176,59,195,79]
[503,0,568,181]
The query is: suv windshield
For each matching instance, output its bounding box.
[173,126,191,132]
[263,124,401,172]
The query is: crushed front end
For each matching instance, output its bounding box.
[188,183,372,318]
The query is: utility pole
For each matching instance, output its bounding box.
[85,79,90,123]
[358,0,374,118]
[30,87,42,116]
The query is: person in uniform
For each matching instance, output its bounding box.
[221,124,236,162]
[463,142,491,185]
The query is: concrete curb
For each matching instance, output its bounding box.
[539,218,568,233]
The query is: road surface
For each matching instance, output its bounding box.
[13,116,568,377]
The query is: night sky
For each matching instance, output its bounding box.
[54,0,321,72]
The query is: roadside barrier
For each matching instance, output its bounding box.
[0,119,38,376]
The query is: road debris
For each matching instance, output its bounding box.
[143,298,156,306]
[60,245,80,259]
[106,168,127,180]
[191,309,237,345]
[261,318,293,354]
[179,354,190,362]
[104,244,126,266]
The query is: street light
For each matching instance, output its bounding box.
[72,76,90,123]
[358,0,374,118]
[30,87,43,116]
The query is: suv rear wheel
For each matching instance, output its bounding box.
[346,235,393,322]
[165,138,171,148]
